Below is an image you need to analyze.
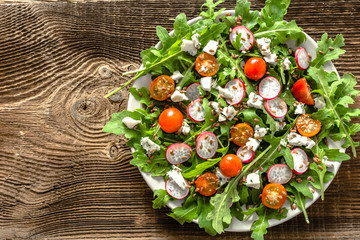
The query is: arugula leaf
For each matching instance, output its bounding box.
[153,189,171,209]
[310,33,346,68]
[285,185,309,224]
[308,162,327,200]
[261,0,291,27]
[102,110,143,138]
[156,26,177,52]
[197,197,217,236]
[283,147,294,170]
[324,149,351,161]
[168,202,198,224]
[198,22,227,46]
[235,0,259,30]
[174,13,191,39]
[200,0,226,21]
[129,87,152,106]
[289,179,313,199]
[183,157,221,179]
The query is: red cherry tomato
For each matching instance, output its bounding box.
[296,114,321,137]
[262,183,287,209]
[219,154,243,177]
[292,78,315,105]
[244,57,266,81]
[150,75,175,101]
[230,123,254,147]
[159,108,183,133]
[195,53,219,77]
[195,172,219,196]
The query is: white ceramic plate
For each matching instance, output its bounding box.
[127,10,344,232]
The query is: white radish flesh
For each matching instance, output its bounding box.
[229,26,254,51]
[267,164,293,184]
[236,147,255,163]
[264,97,288,118]
[295,47,310,70]
[258,77,281,100]
[187,99,205,122]
[166,143,193,165]
[165,179,189,199]
[291,148,309,175]
[185,83,200,101]
[224,79,246,105]
[196,131,218,159]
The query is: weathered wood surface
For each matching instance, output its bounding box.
[0,0,359,239]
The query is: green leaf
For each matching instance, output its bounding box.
[324,149,351,161]
[197,197,217,236]
[309,162,327,200]
[168,202,198,225]
[198,22,227,46]
[102,110,142,137]
[156,26,177,52]
[200,0,226,20]
[183,158,222,179]
[261,0,291,27]
[129,87,152,106]
[235,0,259,30]
[285,185,309,224]
[283,147,294,170]
[174,13,190,39]
[153,189,171,209]
[289,179,313,199]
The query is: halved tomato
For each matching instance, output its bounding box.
[219,154,242,177]
[195,52,219,77]
[292,78,315,105]
[150,75,175,101]
[296,114,321,137]
[230,123,254,147]
[195,172,219,196]
[262,183,287,209]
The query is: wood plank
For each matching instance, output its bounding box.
[0,0,359,239]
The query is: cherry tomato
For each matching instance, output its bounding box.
[219,154,242,177]
[195,172,219,196]
[244,57,266,81]
[159,107,183,133]
[150,75,175,101]
[262,183,287,209]
[292,78,315,105]
[296,114,321,137]
[195,52,219,77]
[230,123,254,147]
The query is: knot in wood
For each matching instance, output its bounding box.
[98,65,112,79]
[71,98,99,120]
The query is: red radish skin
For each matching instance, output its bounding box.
[267,164,293,184]
[186,83,200,101]
[264,97,288,118]
[229,26,254,51]
[291,148,309,175]
[196,131,218,159]
[165,143,193,165]
[236,147,255,163]
[224,78,246,105]
[165,179,189,200]
[187,99,205,122]
[295,47,310,70]
[258,77,281,100]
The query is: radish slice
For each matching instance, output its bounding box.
[267,164,293,184]
[187,99,205,122]
[264,97,288,118]
[224,78,246,105]
[258,77,281,100]
[229,26,254,51]
[291,148,309,175]
[166,143,193,165]
[295,47,310,70]
[165,179,189,199]
[236,147,255,163]
[186,83,200,101]
[196,131,218,159]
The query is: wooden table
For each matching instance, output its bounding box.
[0,0,359,239]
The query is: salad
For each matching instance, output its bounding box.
[103,0,359,239]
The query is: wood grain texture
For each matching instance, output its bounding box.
[0,0,359,239]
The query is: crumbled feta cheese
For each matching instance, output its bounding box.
[246,172,261,189]
[210,101,221,113]
[246,138,261,151]
[171,90,189,102]
[180,120,191,135]
[167,166,188,190]
[170,70,184,83]
[256,38,271,56]
[283,57,291,70]
[314,95,326,110]
[191,33,201,49]
[240,60,245,69]
[122,117,141,129]
[280,138,287,147]
[295,102,306,115]
[203,40,219,55]
[264,53,278,65]
[216,86,233,98]
[254,125,267,138]
[247,92,263,109]
[322,155,334,168]
[219,106,237,122]
[215,168,230,186]
[275,121,287,131]
[140,137,160,154]
[181,39,197,56]
[287,133,315,149]
[200,77,212,92]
